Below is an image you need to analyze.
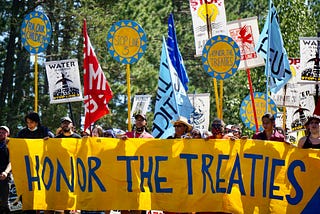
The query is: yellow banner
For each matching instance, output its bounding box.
[8,138,320,213]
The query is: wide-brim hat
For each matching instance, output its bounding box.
[172,116,193,132]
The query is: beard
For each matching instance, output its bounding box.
[62,126,71,133]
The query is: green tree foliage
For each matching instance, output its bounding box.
[0,0,318,136]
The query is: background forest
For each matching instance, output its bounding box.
[0,0,319,136]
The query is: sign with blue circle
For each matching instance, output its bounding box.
[107,20,147,64]
[21,11,52,54]
[240,92,277,131]
[202,35,241,80]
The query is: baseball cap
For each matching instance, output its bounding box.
[134,113,146,120]
[61,116,72,123]
[0,126,10,135]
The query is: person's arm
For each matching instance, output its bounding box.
[0,162,11,180]
[298,136,307,148]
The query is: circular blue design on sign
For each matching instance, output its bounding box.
[21,11,52,54]
[202,35,241,80]
[240,92,277,131]
[107,20,147,64]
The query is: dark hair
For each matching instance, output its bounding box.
[262,113,275,121]
[211,118,225,127]
[25,112,41,126]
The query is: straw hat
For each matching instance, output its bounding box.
[172,116,193,132]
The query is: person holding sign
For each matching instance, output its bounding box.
[122,113,153,139]
[17,112,54,139]
[298,116,320,149]
[252,113,285,142]
[55,117,81,139]
[0,126,11,214]
[167,116,193,139]
[207,118,226,139]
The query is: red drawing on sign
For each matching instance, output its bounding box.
[229,24,257,60]
[238,25,253,44]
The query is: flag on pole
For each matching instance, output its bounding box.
[83,19,113,131]
[152,37,194,138]
[167,13,189,91]
[255,0,292,93]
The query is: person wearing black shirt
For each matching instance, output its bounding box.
[16,112,54,139]
[0,126,11,214]
[55,117,81,139]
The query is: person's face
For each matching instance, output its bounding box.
[92,128,101,137]
[135,116,146,128]
[0,129,8,141]
[61,121,72,132]
[191,130,201,139]
[26,118,38,130]
[174,123,187,136]
[308,119,319,131]
[232,128,241,138]
[262,118,274,132]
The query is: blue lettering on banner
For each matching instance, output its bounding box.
[117,156,173,193]
[243,153,263,196]
[227,154,245,195]
[24,152,310,206]
[140,156,153,192]
[201,154,215,193]
[154,156,172,193]
[216,154,229,193]
[24,155,106,192]
[286,160,305,205]
[117,156,138,192]
[180,154,198,194]
[269,159,285,200]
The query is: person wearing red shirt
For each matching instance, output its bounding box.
[252,113,285,142]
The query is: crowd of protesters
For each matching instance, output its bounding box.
[1,109,319,214]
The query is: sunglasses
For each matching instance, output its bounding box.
[212,124,222,128]
[174,124,184,128]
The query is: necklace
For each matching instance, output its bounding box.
[134,131,145,138]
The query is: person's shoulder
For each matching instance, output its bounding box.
[144,132,154,138]
[72,133,82,138]
[252,132,262,139]
[298,136,308,148]
[16,128,28,138]
[223,134,232,139]
[274,130,285,142]
[55,134,63,138]
[125,131,134,138]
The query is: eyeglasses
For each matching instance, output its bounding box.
[212,124,222,128]
[135,119,145,122]
[174,124,184,128]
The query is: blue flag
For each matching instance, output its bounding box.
[167,13,189,92]
[152,37,194,138]
[255,0,292,93]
